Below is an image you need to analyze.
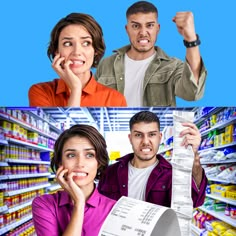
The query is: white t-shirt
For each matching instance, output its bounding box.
[128,160,159,201]
[124,53,156,106]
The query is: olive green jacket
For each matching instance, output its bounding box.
[95,45,207,106]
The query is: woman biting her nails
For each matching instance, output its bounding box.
[32,124,116,236]
[28,13,127,107]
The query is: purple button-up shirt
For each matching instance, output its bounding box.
[32,188,116,236]
[98,153,207,208]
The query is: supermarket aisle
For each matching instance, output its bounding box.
[158,107,236,235]
[191,108,236,235]
[0,108,61,235]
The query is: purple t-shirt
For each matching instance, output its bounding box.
[32,188,116,236]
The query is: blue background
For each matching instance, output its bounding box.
[0,1,234,106]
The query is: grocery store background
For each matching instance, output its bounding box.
[0,107,236,235]
[0,0,235,106]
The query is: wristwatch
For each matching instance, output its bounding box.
[183,34,201,48]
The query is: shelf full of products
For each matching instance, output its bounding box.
[0,107,62,236]
[192,107,236,236]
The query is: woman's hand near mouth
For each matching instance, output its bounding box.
[52,54,82,106]
[56,166,85,205]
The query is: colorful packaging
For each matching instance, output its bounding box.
[230,207,236,219]
[225,125,234,144]
[223,229,236,236]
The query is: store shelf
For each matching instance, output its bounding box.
[31,126,58,140]
[0,113,31,129]
[207,177,236,184]
[5,200,33,214]
[194,108,223,124]
[48,174,56,179]
[0,205,8,213]
[6,137,53,152]
[191,224,205,236]
[199,206,236,227]
[201,159,236,165]
[196,108,236,231]
[0,139,8,145]
[31,127,57,140]
[199,142,236,153]
[0,214,32,235]
[158,146,173,154]
[46,183,61,192]
[0,112,58,140]
[206,194,236,206]
[0,109,61,235]
[5,172,51,180]
[200,117,236,136]
[4,158,50,165]
[0,183,7,189]
[24,111,61,133]
[0,176,8,180]
[0,173,51,180]
[4,183,51,196]
[0,162,8,167]
[0,113,8,120]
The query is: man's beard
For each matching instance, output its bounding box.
[134,153,156,162]
[131,44,154,53]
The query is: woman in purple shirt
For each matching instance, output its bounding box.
[32,124,116,236]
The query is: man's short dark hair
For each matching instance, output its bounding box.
[126,1,158,18]
[129,111,160,131]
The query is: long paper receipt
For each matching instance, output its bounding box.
[99,196,181,236]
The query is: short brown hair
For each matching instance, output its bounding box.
[51,124,109,180]
[47,13,105,68]
[129,111,160,131]
[126,1,158,18]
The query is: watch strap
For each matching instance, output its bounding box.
[183,34,201,48]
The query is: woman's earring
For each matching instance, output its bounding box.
[94,56,98,66]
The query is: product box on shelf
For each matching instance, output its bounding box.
[197,107,215,118]
[212,185,236,198]
[47,139,55,150]
[0,127,4,141]
[213,202,227,212]
[29,115,37,128]
[0,121,11,136]
[40,152,51,162]
[27,132,39,144]
[21,112,30,124]
[36,119,43,131]
[12,124,20,138]
[0,107,6,113]
[226,190,236,201]
[213,130,225,147]
[225,125,234,144]
[211,221,232,235]
[161,126,173,144]
[230,207,236,219]
[11,109,17,119]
